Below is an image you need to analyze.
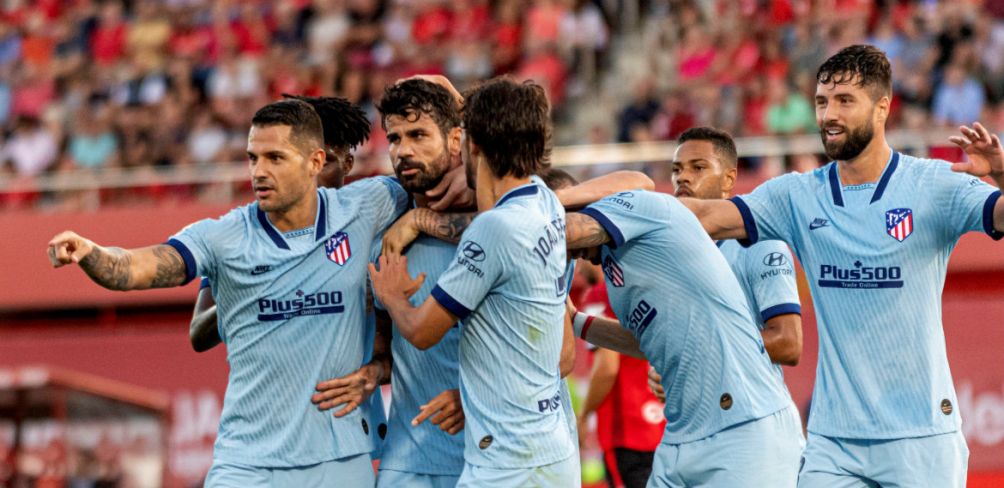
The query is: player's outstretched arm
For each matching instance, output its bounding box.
[761,313,802,366]
[555,171,655,209]
[369,255,458,350]
[677,197,748,240]
[568,303,644,359]
[948,122,1004,232]
[381,208,477,256]
[47,231,188,290]
[190,287,222,352]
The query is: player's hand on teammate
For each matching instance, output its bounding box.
[47,231,95,267]
[382,210,422,257]
[647,366,666,403]
[949,122,1004,178]
[312,363,382,417]
[411,389,464,435]
[426,164,475,212]
[369,255,427,304]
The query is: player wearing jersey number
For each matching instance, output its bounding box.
[681,45,1004,488]
[370,78,579,487]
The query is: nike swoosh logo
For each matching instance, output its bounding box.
[809,220,829,230]
[251,266,272,275]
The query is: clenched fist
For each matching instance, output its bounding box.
[47,231,95,267]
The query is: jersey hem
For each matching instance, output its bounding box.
[806,424,961,441]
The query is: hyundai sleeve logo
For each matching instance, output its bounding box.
[462,241,486,262]
[763,252,788,267]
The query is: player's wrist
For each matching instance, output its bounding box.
[572,312,595,339]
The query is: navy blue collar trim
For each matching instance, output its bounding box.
[315,190,327,241]
[827,164,844,207]
[828,152,899,207]
[870,151,899,204]
[256,190,327,249]
[715,240,723,248]
[257,207,291,250]
[496,184,538,207]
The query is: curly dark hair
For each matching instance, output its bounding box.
[282,94,371,149]
[462,77,552,180]
[376,80,462,136]
[678,127,738,168]
[816,44,892,101]
[251,99,323,154]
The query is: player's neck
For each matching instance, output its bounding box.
[836,138,892,186]
[268,190,318,233]
[478,174,532,211]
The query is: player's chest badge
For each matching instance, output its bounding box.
[885,208,914,242]
[602,254,625,287]
[324,231,352,265]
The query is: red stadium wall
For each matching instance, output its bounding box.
[3,200,1004,484]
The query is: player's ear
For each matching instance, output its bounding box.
[874,94,890,125]
[343,148,355,174]
[308,148,324,177]
[722,166,737,194]
[448,126,462,158]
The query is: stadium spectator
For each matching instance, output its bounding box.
[933,62,986,126]
[3,116,58,177]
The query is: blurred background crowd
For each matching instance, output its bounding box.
[1,0,1004,209]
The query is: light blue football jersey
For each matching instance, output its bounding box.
[717,239,801,382]
[375,234,465,476]
[430,177,575,469]
[167,176,408,467]
[731,151,1003,439]
[579,191,790,444]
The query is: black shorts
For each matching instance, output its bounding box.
[604,447,655,488]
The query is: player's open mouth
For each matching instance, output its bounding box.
[254,187,274,198]
[676,188,691,197]
[824,127,845,141]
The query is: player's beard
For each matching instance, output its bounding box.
[394,143,451,194]
[821,119,874,161]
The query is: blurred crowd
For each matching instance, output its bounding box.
[3,0,1004,208]
[606,0,1004,156]
[0,0,612,208]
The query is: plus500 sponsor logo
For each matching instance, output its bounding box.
[257,290,344,321]
[818,262,903,289]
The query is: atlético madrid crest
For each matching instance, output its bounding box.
[325,232,352,265]
[885,208,913,242]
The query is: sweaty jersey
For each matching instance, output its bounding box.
[717,239,801,383]
[732,151,1003,439]
[376,234,465,475]
[167,177,408,466]
[431,177,575,468]
[580,190,790,444]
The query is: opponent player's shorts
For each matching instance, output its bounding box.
[648,405,803,488]
[797,430,968,488]
[205,453,375,488]
[377,468,460,488]
[456,455,580,487]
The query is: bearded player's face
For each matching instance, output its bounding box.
[815,78,880,162]
[386,112,451,194]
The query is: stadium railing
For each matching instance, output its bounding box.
[0,129,960,207]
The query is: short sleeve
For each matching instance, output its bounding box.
[199,277,211,290]
[166,217,229,285]
[367,176,410,234]
[942,168,1003,241]
[743,241,801,322]
[430,213,506,320]
[579,191,670,248]
[730,172,799,247]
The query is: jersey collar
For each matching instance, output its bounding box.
[495,181,539,207]
[827,151,900,207]
[255,189,328,250]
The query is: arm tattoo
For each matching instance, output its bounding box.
[150,245,187,288]
[79,247,133,291]
[414,208,476,244]
[565,213,610,249]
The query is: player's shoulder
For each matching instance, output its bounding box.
[185,202,253,235]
